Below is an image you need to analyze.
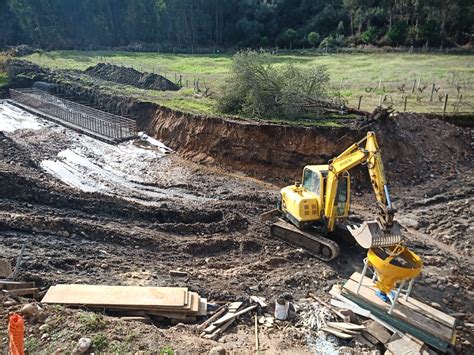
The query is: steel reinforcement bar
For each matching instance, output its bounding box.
[9,88,137,142]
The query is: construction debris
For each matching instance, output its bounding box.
[199,302,258,341]
[41,284,206,321]
[1,280,39,299]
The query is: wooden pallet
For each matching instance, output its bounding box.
[342,272,456,352]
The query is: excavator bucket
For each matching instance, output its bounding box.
[347,220,402,249]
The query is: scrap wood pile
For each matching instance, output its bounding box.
[1,257,39,299]
[41,284,206,323]
[302,271,458,354]
[198,295,280,344]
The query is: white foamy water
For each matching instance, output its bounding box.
[0,102,44,132]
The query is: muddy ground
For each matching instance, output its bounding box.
[0,85,473,352]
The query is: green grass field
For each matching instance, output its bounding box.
[25,50,474,116]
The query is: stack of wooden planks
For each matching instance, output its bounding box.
[41,284,206,321]
[341,272,456,352]
[1,280,39,299]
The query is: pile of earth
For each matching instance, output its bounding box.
[84,63,180,91]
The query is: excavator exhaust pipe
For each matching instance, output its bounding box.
[347,220,402,249]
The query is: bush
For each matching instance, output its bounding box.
[319,34,346,49]
[307,32,320,47]
[361,27,378,44]
[386,21,408,46]
[217,51,332,119]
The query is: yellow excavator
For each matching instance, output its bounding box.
[266,131,403,261]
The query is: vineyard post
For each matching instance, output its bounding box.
[430,84,435,102]
[443,94,448,116]
[358,96,363,110]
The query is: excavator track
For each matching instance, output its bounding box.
[270,219,340,261]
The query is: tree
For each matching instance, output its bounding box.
[361,26,378,44]
[217,51,332,119]
[307,32,320,47]
[386,20,408,46]
[279,28,299,49]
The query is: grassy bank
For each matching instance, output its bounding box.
[25,51,474,115]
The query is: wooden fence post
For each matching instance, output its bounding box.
[411,79,416,93]
[430,84,435,102]
[443,94,448,116]
[358,96,363,110]
[404,96,408,112]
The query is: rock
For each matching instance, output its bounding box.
[41,333,49,340]
[20,303,41,318]
[39,324,49,332]
[209,346,226,355]
[72,337,92,355]
[3,299,18,307]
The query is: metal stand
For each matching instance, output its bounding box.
[356,257,417,315]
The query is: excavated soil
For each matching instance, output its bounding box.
[84,63,180,91]
[1,60,473,353]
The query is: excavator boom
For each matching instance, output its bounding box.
[324,131,402,248]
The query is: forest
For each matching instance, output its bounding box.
[0,0,472,51]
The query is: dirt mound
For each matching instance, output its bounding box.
[84,63,180,91]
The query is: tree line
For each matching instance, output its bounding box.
[0,0,472,50]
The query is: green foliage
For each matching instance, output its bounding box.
[78,313,107,332]
[319,34,346,49]
[91,333,108,351]
[25,337,39,352]
[307,32,320,47]
[0,1,471,49]
[217,51,331,119]
[361,27,378,44]
[386,21,408,46]
[0,72,8,87]
[279,28,299,48]
[420,20,443,46]
[160,346,175,355]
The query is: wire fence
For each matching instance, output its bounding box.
[9,88,137,142]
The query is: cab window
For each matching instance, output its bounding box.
[335,176,348,216]
[302,169,320,195]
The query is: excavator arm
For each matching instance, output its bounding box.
[324,132,400,247]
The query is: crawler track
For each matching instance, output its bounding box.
[270,219,340,261]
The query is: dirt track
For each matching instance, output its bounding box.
[0,83,473,352]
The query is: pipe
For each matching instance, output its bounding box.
[384,184,392,209]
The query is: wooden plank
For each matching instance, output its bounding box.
[0,280,36,290]
[321,326,354,339]
[342,279,451,351]
[195,298,207,316]
[203,319,235,340]
[343,277,453,342]
[349,273,456,329]
[41,284,188,308]
[197,305,227,331]
[327,322,366,331]
[213,305,257,326]
[2,288,39,298]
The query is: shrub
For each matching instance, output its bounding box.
[217,50,332,119]
[361,27,378,44]
[386,21,408,46]
[319,34,346,49]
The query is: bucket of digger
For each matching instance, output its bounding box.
[347,220,402,249]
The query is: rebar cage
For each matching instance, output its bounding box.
[10,88,137,142]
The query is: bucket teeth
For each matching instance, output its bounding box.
[348,220,402,249]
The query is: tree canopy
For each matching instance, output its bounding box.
[0,0,472,50]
